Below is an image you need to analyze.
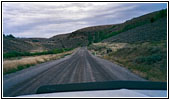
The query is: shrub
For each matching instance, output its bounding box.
[150,17,155,23]
[3,48,73,59]
[135,54,163,65]
[6,34,15,38]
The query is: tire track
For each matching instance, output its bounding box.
[3,47,145,97]
[5,51,81,96]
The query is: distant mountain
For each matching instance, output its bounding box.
[3,9,167,53]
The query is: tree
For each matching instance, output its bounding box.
[7,34,15,38]
[150,17,155,23]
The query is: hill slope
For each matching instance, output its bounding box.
[102,17,167,43]
[88,9,167,81]
[3,9,167,53]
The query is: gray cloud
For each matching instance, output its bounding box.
[3,2,167,38]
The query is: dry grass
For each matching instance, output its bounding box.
[3,49,75,74]
[89,41,167,82]
[93,42,128,51]
[89,42,128,57]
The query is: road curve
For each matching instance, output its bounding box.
[3,47,145,97]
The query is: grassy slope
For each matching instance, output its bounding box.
[3,36,34,53]
[89,41,167,82]
[103,17,167,43]
[88,10,167,82]
[103,41,167,81]
[84,9,167,44]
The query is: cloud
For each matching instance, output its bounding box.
[2,2,167,38]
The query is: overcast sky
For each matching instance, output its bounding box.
[3,2,167,38]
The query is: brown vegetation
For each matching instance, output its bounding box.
[88,41,167,82]
[3,49,75,75]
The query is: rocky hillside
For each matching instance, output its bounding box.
[3,9,167,53]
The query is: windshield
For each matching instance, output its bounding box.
[2,2,167,98]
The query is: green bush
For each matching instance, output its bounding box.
[135,54,163,65]
[150,17,155,23]
[3,48,73,59]
[150,9,167,24]
[5,34,15,38]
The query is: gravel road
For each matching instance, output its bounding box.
[3,47,145,97]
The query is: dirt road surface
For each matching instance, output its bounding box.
[3,47,145,97]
